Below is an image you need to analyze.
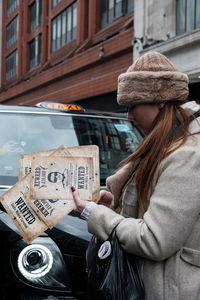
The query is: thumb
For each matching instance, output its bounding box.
[71,186,87,213]
[71,185,80,200]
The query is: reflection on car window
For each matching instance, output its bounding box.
[73,117,142,185]
[0,112,143,186]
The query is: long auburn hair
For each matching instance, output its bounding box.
[120,102,192,212]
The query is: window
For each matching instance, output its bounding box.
[30,0,42,33]
[0,111,142,186]
[51,2,77,53]
[176,0,200,35]
[6,16,18,49]
[6,50,18,80]
[100,0,134,28]
[29,34,41,69]
[7,0,18,17]
[52,0,62,8]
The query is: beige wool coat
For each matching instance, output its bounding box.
[88,117,200,300]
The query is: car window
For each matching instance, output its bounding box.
[72,116,142,185]
[0,112,143,186]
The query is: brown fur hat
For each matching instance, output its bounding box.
[117,52,189,107]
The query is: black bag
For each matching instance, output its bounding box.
[86,228,145,300]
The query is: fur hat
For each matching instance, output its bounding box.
[117,52,189,107]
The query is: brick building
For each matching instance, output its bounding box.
[0,0,134,112]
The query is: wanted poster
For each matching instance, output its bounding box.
[26,198,76,229]
[25,146,96,228]
[1,145,100,242]
[53,145,100,201]
[30,156,94,201]
[18,146,66,180]
[0,174,48,244]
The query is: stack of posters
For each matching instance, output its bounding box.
[0,145,100,244]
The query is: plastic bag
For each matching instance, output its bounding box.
[86,230,145,300]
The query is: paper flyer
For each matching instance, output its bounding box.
[54,145,100,201]
[30,156,94,200]
[26,198,76,229]
[18,145,100,201]
[0,145,100,243]
[0,174,48,244]
[18,146,65,180]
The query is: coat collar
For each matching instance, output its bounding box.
[106,161,137,209]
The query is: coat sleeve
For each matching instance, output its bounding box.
[88,144,200,261]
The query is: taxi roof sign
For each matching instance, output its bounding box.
[36,102,84,112]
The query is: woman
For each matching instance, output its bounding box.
[71,52,200,300]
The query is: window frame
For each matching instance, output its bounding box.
[51,2,77,53]
[29,34,42,69]
[29,0,42,33]
[100,0,134,28]
[6,16,18,49]
[5,50,18,81]
[6,0,18,17]
[176,0,200,35]
[52,0,62,8]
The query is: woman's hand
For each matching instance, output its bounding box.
[71,187,113,215]
[71,186,88,214]
[98,190,113,207]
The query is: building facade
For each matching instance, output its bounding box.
[0,0,134,111]
[134,0,200,100]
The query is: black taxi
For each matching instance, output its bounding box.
[0,101,143,300]
[0,101,143,191]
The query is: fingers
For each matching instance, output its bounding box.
[71,186,80,200]
[98,190,113,207]
[99,190,113,201]
[71,186,81,206]
[71,186,87,213]
[99,190,110,199]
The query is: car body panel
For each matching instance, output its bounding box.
[0,102,143,299]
